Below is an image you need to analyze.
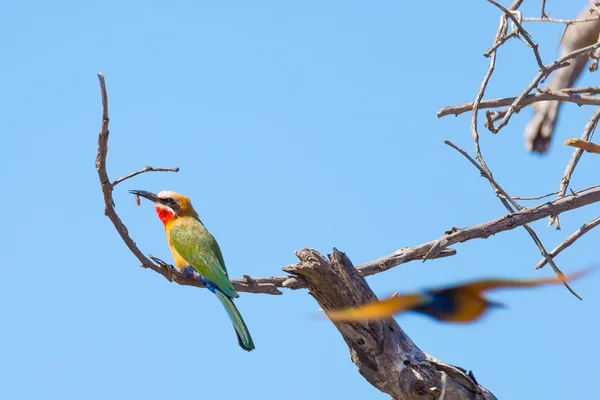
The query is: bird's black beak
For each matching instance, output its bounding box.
[129,190,159,203]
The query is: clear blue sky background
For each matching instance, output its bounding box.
[2,1,599,399]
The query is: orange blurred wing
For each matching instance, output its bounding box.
[461,269,592,294]
[325,293,425,322]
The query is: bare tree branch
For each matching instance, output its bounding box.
[549,106,600,228]
[356,184,600,279]
[435,3,600,301]
[95,73,285,296]
[440,141,581,298]
[488,0,544,69]
[540,0,548,19]
[97,73,600,297]
[112,166,180,186]
[512,191,559,201]
[561,86,600,94]
[535,215,600,270]
[448,2,581,298]
[282,249,496,400]
[438,90,600,118]
[491,40,600,134]
[413,183,600,257]
[439,5,600,153]
[96,2,600,391]
[524,5,600,153]
[522,16,600,25]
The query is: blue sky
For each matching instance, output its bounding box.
[2,1,599,399]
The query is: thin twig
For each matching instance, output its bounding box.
[460,0,579,297]
[352,185,600,285]
[484,31,518,57]
[488,0,544,70]
[490,41,600,133]
[438,91,600,118]
[468,1,524,212]
[550,106,600,228]
[442,141,582,299]
[468,0,519,182]
[96,79,600,293]
[95,73,285,295]
[561,86,600,94]
[540,0,548,19]
[522,16,600,24]
[112,166,180,186]
[535,216,600,270]
[358,184,600,277]
[484,110,508,127]
[97,67,600,298]
[512,191,559,201]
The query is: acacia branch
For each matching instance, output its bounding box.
[451,0,578,298]
[440,141,580,298]
[512,191,559,201]
[112,166,180,186]
[488,0,544,69]
[95,73,285,295]
[439,34,600,133]
[282,249,496,400]
[489,40,600,133]
[535,215,600,270]
[522,16,600,24]
[549,106,600,228]
[437,90,600,118]
[436,2,595,299]
[97,65,600,297]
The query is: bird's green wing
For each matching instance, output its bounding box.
[169,221,238,298]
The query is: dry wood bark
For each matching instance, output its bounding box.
[283,249,496,400]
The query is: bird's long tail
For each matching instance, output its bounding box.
[215,290,255,351]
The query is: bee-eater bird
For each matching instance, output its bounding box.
[130,190,255,351]
[325,270,589,323]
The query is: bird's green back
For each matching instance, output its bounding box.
[168,216,238,298]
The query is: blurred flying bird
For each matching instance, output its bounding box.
[325,270,589,323]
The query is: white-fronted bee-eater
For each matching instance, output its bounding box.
[130,190,255,351]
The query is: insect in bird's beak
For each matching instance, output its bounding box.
[129,190,159,203]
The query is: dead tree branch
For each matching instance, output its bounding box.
[451,0,582,298]
[438,4,600,153]
[488,40,600,134]
[535,215,600,270]
[549,106,600,228]
[97,70,600,295]
[112,166,180,186]
[282,249,496,400]
[96,3,600,393]
[524,5,600,153]
[94,73,285,295]
[437,89,600,118]
[440,141,582,298]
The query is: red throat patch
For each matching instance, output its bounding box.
[155,206,175,225]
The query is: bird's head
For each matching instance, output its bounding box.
[129,190,198,224]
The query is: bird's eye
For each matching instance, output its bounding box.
[165,198,177,206]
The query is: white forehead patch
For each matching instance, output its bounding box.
[157,190,177,199]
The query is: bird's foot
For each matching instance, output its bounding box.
[183,266,216,293]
